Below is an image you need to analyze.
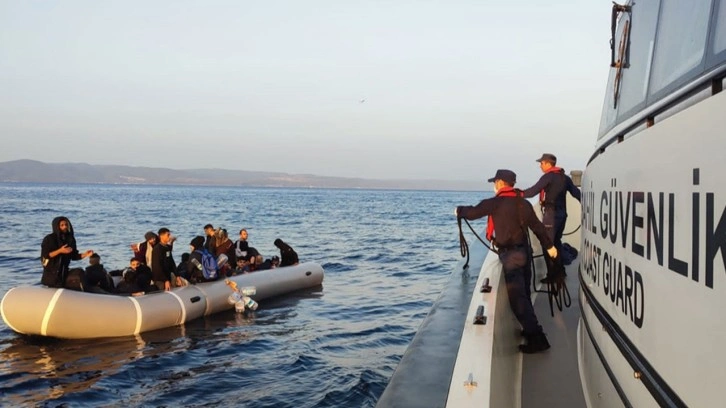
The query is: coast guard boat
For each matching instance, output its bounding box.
[378,1,726,406]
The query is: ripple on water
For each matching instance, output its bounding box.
[0,184,486,407]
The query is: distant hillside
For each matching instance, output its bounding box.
[0,160,483,191]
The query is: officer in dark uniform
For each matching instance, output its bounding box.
[521,153,581,265]
[455,169,557,353]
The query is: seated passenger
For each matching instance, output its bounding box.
[274,238,299,267]
[258,256,273,271]
[116,258,145,296]
[176,252,190,280]
[258,255,280,271]
[215,228,236,276]
[232,257,250,275]
[188,236,218,283]
[234,228,250,259]
[173,252,190,286]
[135,263,157,293]
[254,255,271,270]
[246,254,260,272]
[85,253,115,294]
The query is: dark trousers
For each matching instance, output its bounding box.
[543,209,567,255]
[499,248,542,336]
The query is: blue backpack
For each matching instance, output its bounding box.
[194,249,218,279]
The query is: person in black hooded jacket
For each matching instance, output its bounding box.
[274,238,299,267]
[41,216,94,288]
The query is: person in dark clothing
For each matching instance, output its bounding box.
[188,235,217,283]
[116,258,145,296]
[456,169,557,354]
[151,228,177,291]
[85,253,115,294]
[521,153,581,265]
[257,257,274,271]
[176,252,190,280]
[274,238,299,267]
[40,216,94,288]
[203,224,216,253]
[215,228,236,276]
[234,228,249,259]
[135,263,157,293]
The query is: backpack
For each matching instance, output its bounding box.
[194,249,218,279]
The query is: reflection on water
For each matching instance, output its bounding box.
[0,286,322,406]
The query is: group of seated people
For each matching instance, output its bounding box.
[73,224,299,297]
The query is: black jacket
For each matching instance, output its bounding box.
[457,195,553,250]
[522,170,581,211]
[151,243,176,282]
[85,263,115,292]
[274,239,299,267]
[204,235,216,253]
[40,216,82,287]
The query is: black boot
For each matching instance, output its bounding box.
[519,332,551,354]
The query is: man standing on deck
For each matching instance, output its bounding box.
[455,169,557,353]
[521,153,581,265]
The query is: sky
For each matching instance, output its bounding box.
[0,0,614,186]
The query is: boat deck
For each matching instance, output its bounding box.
[522,257,586,408]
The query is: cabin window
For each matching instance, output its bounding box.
[648,0,712,98]
[616,1,660,119]
[706,0,726,70]
[712,0,726,54]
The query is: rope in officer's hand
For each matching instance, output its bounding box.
[457,214,497,271]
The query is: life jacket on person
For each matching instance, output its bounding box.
[486,187,524,243]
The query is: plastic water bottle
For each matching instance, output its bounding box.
[242,296,258,311]
[191,258,203,271]
[240,286,256,296]
[235,300,246,313]
[217,254,228,268]
[227,292,242,305]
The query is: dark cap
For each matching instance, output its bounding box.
[535,153,557,164]
[487,169,517,185]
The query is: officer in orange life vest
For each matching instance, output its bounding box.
[455,169,557,353]
[521,153,581,265]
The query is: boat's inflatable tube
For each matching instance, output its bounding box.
[1,262,323,339]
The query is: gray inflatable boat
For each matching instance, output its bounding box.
[1,262,324,339]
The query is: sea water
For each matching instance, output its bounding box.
[0,183,487,407]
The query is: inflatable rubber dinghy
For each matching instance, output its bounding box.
[1,262,324,339]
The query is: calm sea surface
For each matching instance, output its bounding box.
[0,183,489,407]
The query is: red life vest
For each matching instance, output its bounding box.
[539,166,562,204]
[486,187,521,241]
